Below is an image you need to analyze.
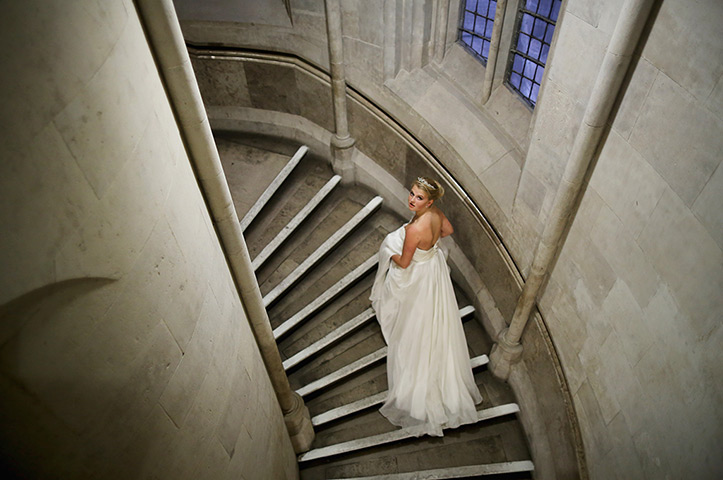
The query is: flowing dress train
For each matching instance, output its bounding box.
[370,224,483,437]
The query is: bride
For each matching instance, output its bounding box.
[370,176,482,437]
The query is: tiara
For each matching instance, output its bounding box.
[417,177,436,189]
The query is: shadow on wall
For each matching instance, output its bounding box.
[0,278,160,479]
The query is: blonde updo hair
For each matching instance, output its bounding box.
[413,176,445,202]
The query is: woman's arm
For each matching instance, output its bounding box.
[440,213,454,238]
[391,225,421,269]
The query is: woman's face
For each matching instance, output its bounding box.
[408,185,431,212]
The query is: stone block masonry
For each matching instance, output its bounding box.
[0,1,298,478]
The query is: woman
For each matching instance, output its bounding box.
[370,176,482,437]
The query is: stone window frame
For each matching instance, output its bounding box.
[448,0,563,110]
[505,0,562,107]
[458,0,498,65]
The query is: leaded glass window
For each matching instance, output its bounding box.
[506,0,561,107]
[458,0,498,64]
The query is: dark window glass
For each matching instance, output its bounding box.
[458,0,498,65]
[506,0,562,107]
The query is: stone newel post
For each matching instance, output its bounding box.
[325,0,356,182]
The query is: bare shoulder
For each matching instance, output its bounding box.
[431,206,448,225]
[404,219,423,237]
[435,207,454,236]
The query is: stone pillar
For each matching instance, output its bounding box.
[409,0,427,70]
[489,0,658,380]
[136,0,315,453]
[324,0,356,182]
[433,0,450,64]
[480,0,507,104]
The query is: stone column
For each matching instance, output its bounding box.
[480,0,507,104]
[325,0,356,182]
[410,0,427,70]
[136,0,315,452]
[433,0,450,64]
[489,0,658,380]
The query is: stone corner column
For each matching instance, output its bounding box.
[489,327,524,380]
[283,392,315,452]
[487,0,657,381]
[330,133,356,183]
[325,0,356,185]
[136,0,316,455]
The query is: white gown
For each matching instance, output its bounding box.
[370,224,483,437]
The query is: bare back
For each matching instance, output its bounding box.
[406,206,453,251]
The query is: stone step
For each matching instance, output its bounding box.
[326,461,535,479]
[283,308,375,370]
[298,403,521,463]
[275,255,378,341]
[297,347,388,398]
[253,174,341,271]
[294,306,477,398]
[240,144,308,231]
[262,196,384,307]
[310,353,489,427]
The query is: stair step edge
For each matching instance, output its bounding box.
[298,403,521,462]
[252,174,341,270]
[294,308,478,399]
[310,352,488,427]
[241,144,308,231]
[284,308,376,370]
[326,460,535,479]
[263,195,383,307]
[296,346,388,398]
[274,255,378,340]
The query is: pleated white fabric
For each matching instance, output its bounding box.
[370,224,482,437]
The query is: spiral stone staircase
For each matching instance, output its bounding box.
[217,132,535,479]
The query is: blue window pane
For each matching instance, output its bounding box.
[464,12,475,30]
[521,77,533,97]
[531,83,540,104]
[513,54,524,73]
[507,0,560,107]
[472,36,483,54]
[540,44,550,63]
[529,38,542,59]
[474,18,486,35]
[517,33,530,53]
[485,19,494,37]
[533,18,547,40]
[458,0,499,63]
[551,0,561,21]
[538,0,553,17]
[477,0,489,15]
[461,32,473,48]
[545,24,554,43]
[520,13,534,34]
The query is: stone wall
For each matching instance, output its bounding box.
[533,1,723,478]
[0,1,297,478]
[176,0,722,478]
